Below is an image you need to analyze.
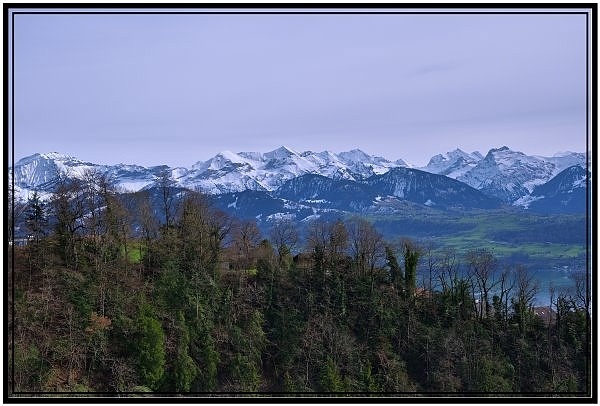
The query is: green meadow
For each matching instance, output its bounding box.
[369,208,587,267]
[121,241,143,264]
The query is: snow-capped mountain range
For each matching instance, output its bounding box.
[419,148,484,178]
[10,146,588,213]
[455,147,587,203]
[11,146,407,197]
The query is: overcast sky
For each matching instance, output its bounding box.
[10,10,589,167]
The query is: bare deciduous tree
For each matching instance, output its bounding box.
[50,172,86,268]
[136,193,159,268]
[157,169,176,230]
[512,265,539,333]
[231,220,262,270]
[347,218,384,276]
[465,249,498,319]
[269,219,299,270]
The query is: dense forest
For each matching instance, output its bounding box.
[7,170,590,396]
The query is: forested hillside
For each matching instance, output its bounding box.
[8,172,590,397]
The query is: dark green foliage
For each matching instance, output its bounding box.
[320,357,345,392]
[172,313,198,392]
[229,353,261,391]
[223,310,266,391]
[134,309,166,391]
[64,270,94,319]
[26,191,48,244]
[155,264,190,311]
[190,320,219,392]
[385,245,402,288]
[402,239,420,297]
[360,361,379,392]
[13,344,47,392]
[10,188,589,397]
[474,355,515,392]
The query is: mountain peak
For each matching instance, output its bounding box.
[15,152,90,169]
[421,148,483,178]
[337,149,370,162]
[563,164,587,175]
[264,146,297,159]
[16,152,67,164]
[15,153,42,166]
[347,148,368,155]
[490,146,511,153]
[12,147,587,208]
[41,152,70,159]
[216,150,243,162]
[483,147,524,164]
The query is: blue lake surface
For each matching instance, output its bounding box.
[419,266,587,308]
[531,268,583,306]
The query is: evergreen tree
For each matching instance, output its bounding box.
[360,361,379,392]
[402,240,420,297]
[190,318,219,392]
[172,313,198,392]
[25,191,47,244]
[134,308,166,391]
[320,357,344,392]
[385,245,402,289]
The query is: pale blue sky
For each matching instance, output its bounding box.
[10,10,589,167]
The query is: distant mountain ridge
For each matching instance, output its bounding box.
[10,146,588,216]
[12,146,406,196]
[418,148,483,178]
[526,165,590,214]
[456,147,587,203]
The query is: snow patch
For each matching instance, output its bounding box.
[117,180,155,192]
[303,199,329,204]
[301,214,321,222]
[227,197,238,209]
[572,177,586,188]
[513,194,544,209]
[266,213,296,222]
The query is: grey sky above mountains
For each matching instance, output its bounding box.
[11,10,589,167]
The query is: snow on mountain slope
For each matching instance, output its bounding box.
[12,152,100,189]
[263,145,297,161]
[366,167,501,209]
[419,148,483,179]
[11,146,586,208]
[106,163,179,193]
[536,152,587,174]
[524,165,590,213]
[337,148,406,176]
[177,146,408,194]
[11,147,408,199]
[457,147,585,203]
[11,153,178,200]
[531,165,589,197]
[275,173,378,211]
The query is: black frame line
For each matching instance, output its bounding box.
[4,3,597,403]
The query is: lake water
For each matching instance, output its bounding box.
[531,267,583,306]
[419,266,586,308]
